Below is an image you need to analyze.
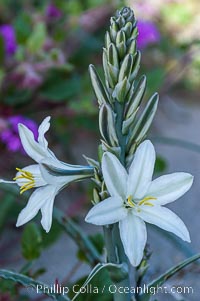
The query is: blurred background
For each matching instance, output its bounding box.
[0,0,200,300]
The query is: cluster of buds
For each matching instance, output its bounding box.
[89,7,159,167]
[89,7,159,203]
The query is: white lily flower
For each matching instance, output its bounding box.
[85,140,193,267]
[0,116,94,233]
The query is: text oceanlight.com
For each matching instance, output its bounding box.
[33,284,194,296]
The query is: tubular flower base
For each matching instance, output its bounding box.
[0,117,94,233]
[85,140,193,266]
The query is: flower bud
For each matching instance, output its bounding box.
[118,54,133,82]
[89,64,110,106]
[112,77,131,103]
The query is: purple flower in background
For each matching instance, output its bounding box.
[137,20,160,49]
[46,4,62,19]
[0,116,38,153]
[0,24,17,55]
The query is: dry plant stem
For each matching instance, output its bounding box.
[103,102,131,301]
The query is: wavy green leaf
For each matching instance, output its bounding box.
[0,269,70,301]
[138,253,200,301]
[72,262,128,301]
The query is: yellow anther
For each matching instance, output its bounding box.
[138,196,157,206]
[20,183,34,194]
[13,167,35,194]
[14,168,33,181]
[143,202,154,207]
[127,195,135,207]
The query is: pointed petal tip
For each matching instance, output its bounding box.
[85,210,98,224]
[41,222,51,233]
[16,218,23,228]
[183,230,191,243]
[85,215,90,223]
[43,116,51,123]
[140,139,154,149]
[18,123,25,130]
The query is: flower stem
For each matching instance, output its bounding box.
[104,224,131,301]
[103,97,132,301]
[115,101,127,165]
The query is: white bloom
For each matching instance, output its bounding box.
[0,117,94,233]
[85,140,193,267]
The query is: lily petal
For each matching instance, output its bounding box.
[102,152,128,199]
[40,186,58,233]
[18,123,47,163]
[85,196,126,225]
[40,158,94,186]
[127,140,155,199]
[136,205,191,242]
[147,173,194,205]
[119,212,147,267]
[16,185,55,228]
[38,116,51,148]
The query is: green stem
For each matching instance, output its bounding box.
[103,101,131,301]
[104,225,131,301]
[115,101,127,165]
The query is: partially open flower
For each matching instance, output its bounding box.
[0,117,94,232]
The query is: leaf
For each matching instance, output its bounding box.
[77,233,104,263]
[89,64,110,106]
[68,269,112,301]
[127,93,159,150]
[83,155,100,170]
[154,156,167,174]
[27,22,46,54]
[0,278,16,297]
[21,222,42,261]
[71,262,128,301]
[125,75,147,118]
[0,194,15,231]
[14,13,32,44]
[41,75,81,102]
[138,253,200,301]
[0,269,70,301]
[41,220,62,248]
[4,89,32,106]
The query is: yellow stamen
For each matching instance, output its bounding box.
[138,196,157,206]
[13,167,35,194]
[127,195,135,207]
[143,202,154,207]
